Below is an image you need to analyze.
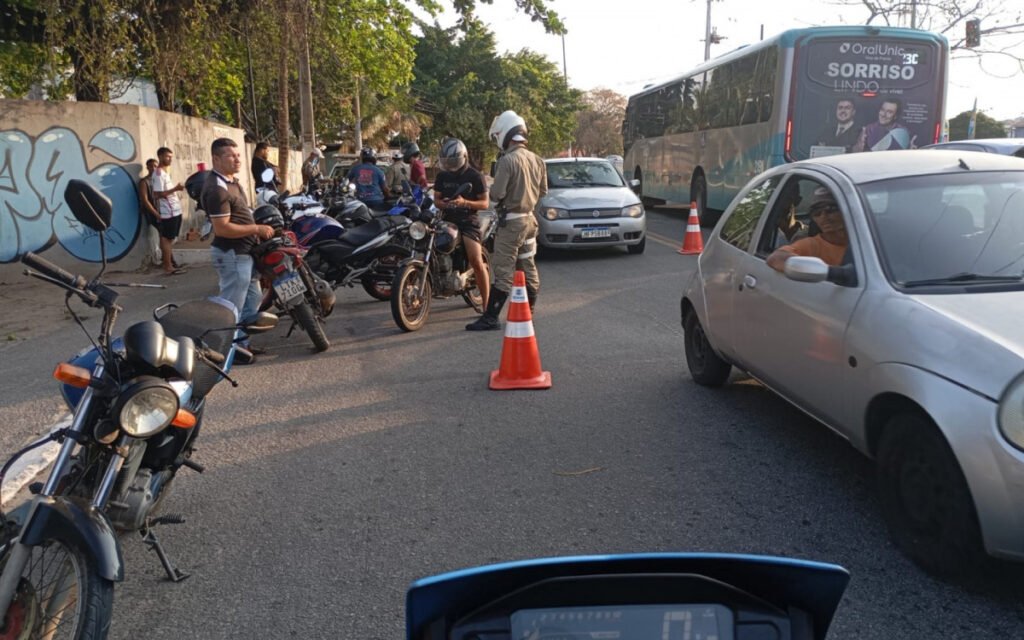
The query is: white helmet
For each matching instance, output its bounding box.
[489,110,527,150]
[439,138,468,172]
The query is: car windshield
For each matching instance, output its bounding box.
[861,171,1024,287]
[547,161,624,188]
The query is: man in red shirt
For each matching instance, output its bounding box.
[402,142,429,189]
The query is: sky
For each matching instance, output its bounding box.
[427,0,1024,122]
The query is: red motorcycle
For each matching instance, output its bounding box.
[253,206,334,352]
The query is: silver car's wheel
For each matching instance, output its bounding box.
[877,412,985,577]
[683,310,730,386]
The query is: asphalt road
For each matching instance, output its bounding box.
[1,205,1022,638]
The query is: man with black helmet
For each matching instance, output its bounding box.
[402,142,429,189]
[433,137,490,315]
[346,147,388,209]
[201,137,276,359]
[466,110,546,331]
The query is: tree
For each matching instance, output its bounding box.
[842,1,1024,60]
[411,19,580,167]
[947,109,1008,139]
[573,88,626,156]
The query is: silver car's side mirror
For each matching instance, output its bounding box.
[783,256,829,283]
[629,178,640,190]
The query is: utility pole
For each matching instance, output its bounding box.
[704,0,713,61]
[561,34,568,88]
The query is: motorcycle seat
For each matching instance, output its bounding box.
[339,218,395,247]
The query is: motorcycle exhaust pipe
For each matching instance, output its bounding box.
[314,277,336,316]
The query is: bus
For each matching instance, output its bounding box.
[622,26,949,225]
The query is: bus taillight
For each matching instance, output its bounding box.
[933,122,942,144]
[785,119,793,156]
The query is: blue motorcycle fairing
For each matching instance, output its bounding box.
[406,553,850,640]
[18,496,124,581]
[291,213,345,246]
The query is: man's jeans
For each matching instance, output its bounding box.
[211,247,261,325]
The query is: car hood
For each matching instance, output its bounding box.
[905,292,1024,398]
[541,187,639,210]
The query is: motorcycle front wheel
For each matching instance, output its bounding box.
[292,301,330,352]
[0,531,114,639]
[360,246,411,301]
[391,263,431,332]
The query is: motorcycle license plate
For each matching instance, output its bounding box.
[581,227,611,239]
[273,272,307,302]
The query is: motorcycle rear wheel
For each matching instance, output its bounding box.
[360,247,410,301]
[0,531,114,640]
[292,301,330,352]
[391,263,431,332]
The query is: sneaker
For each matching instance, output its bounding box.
[465,315,501,331]
[247,345,268,355]
[244,312,278,332]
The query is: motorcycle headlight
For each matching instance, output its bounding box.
[409,221,427,240]
[544,208,568,221]
[114,378,180,438]
[622,204,644,218]
[998,372,1024,451]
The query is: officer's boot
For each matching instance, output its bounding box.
[525,285,538,313]
[466,287,508,331]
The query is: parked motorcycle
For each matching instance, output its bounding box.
[257,169,413,302]
[0,180,259,639]
[407,553,850,640]
[251,205,334,353]
[390,183,497,332]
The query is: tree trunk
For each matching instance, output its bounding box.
[276,0,291,189]
[69,48,106,102]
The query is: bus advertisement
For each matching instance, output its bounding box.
[622,26,948,225]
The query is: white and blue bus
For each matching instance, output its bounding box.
[622,26,949,225]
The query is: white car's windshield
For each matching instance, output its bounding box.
[861,172,1024,287]
[547,162,624,188]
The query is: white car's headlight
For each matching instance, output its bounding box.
[409,221,427,240]
[116,379,180,438]
[998,372,1024,450]
[544,208,569,221]
[622,204,644,218]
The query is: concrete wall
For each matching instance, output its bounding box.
[0,100,303,282]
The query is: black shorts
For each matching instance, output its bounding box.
[158,215,183,240]
[446,211,481,243]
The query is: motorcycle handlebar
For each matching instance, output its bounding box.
[21,252,88,290]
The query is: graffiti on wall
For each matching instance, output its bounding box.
[0,126,141,263]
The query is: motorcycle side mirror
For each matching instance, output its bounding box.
[64,179,111,232]
[261,168,275,183]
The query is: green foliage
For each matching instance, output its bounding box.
[0,41,43,97]
[411,19,581,166]
[948,110,1008,140]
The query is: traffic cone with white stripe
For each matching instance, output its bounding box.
[489,270,552,390]
[678,201,704,255]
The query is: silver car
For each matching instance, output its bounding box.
[680,150,1024,576]
[537,157,646,254]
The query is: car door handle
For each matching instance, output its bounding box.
[740,274,757,291]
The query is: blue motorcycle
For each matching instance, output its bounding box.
[0,180,264,639]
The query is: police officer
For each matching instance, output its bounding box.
[466,110,546,331]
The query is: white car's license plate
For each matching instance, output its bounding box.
[273,272,307,301]
[581,227,611,239]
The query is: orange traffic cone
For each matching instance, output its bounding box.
[489,271,552,390]
[678,201,704,255]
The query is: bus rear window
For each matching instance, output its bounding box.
[790,37,942,161]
